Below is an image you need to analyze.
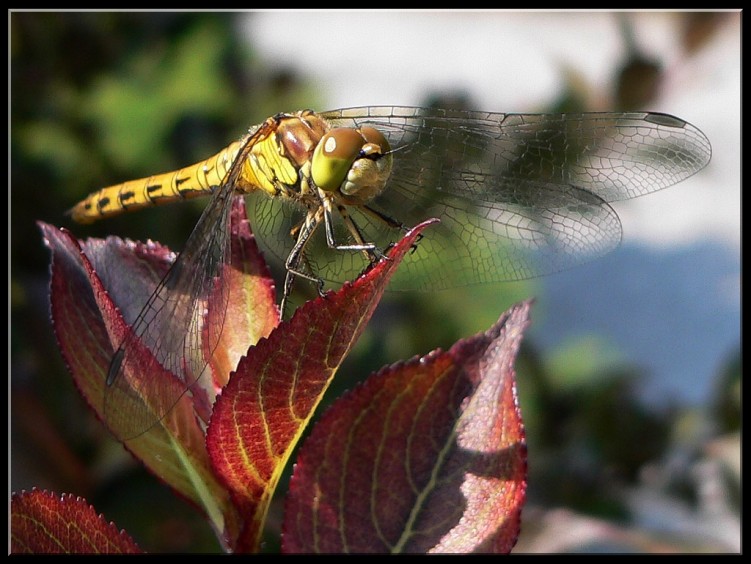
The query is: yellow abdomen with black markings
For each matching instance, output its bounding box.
[69,112,329,224]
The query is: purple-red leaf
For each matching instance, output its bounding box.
[40,221,196,439]
[205,200,278,390]
[40,221,233,540]
[206,219,439,553]
[11,489,141,554]
[38,197,276,548]
[282,301,531,554]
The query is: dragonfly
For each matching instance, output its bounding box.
[70,106,712,439]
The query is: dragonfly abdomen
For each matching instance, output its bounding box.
[69,111,334,224]
[69,140,246,223]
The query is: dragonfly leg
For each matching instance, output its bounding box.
[281,209,326,318]
[323,202,387,266]
[280,268,321,319]
[360,204,421,254]
[361,204,407,231]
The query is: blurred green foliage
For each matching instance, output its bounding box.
[11,13,275,552]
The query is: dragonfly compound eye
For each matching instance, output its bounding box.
[312,126,394,204]
[340,130,393,202]
[312,125,394,198]
[312,128,365,192]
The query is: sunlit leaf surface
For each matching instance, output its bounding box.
[283,301,531,553]
[11,489,142,554]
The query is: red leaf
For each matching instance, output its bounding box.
[205,198,278,390]
[40,222,226,529]
[39,221,187,437]
[206,219,438,553]
[11,489,141,554]
[39,207,279,547]
[282,301,531,554]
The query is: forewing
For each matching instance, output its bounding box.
[315,107,711,288]
[103,125,270,440]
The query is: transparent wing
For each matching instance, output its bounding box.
[105,106,711,437]
[248,107,711,291]
[102,124,269,440]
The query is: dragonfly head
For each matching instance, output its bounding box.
[311,126,393,203]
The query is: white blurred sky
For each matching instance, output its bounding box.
[242,10,740,253]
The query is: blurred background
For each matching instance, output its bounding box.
[10,11,740,553]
